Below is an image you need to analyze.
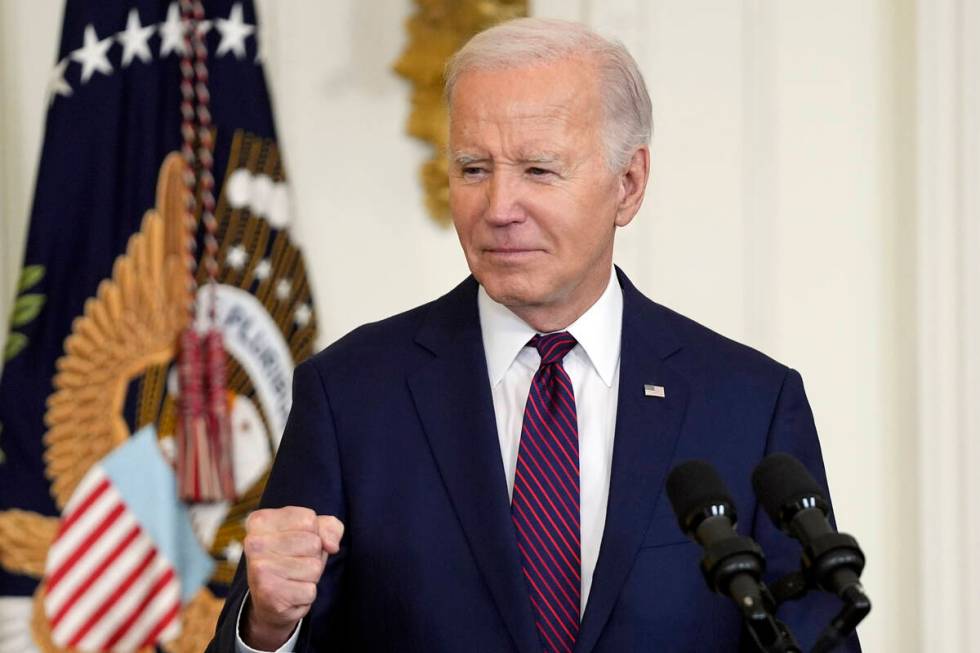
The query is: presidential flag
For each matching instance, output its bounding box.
[0,2,317,651]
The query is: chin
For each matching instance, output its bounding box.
[478,274,540,309]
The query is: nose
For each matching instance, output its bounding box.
[485,170,526,226]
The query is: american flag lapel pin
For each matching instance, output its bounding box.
[644,384,666,398]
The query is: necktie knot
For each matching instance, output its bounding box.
[530,332,577,365]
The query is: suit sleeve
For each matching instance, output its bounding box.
[746,367,862,652]
[207,358,349,652]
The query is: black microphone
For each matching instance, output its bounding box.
[751,453,867,600]
[666,460,769,621]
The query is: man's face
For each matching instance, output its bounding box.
[448,57,643,330]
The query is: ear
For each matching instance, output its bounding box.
[614,146,650,227]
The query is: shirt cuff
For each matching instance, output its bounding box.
[235,590,302,653]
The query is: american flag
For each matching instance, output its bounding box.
[45,468,180,650]
[43,428,211,652]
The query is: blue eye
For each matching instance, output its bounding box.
[527,167,552,176]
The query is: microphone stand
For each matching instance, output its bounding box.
[740,584,802,653]
[810,583,870,653]
[767,568,870,653]
[809,572,871,653]
[702,540,802,653]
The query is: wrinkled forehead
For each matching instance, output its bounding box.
[449,59,601,121]
[448,61,603,148]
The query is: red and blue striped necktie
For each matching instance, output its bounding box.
[511,332,581,653]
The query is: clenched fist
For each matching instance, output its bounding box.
[241,507,344,650]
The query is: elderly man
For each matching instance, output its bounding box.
[208,18,859,653]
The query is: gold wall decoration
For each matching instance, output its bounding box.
[394,0,528,225]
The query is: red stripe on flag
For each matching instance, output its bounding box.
[56,478,110,537]
[49,523,141,628]
[65,546,157,647]
[47,502,126,593]
[101,566,176,650]
[136,599,181,649]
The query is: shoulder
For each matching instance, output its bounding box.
[620,271,792,390]
[664,302,787,375]
[302,277,478,379]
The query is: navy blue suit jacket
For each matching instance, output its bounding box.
[208,269,861,652]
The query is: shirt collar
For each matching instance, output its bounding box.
[478,269,623,388]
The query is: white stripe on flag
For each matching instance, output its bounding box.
[157,613,182,646]
[44,508,138,615]
[107,569,181,652]
[77,552,171,651]
[60,466,105,515]
[49,534,155,648]
[46,474,117,573]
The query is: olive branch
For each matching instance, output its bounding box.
[4,265,45,363]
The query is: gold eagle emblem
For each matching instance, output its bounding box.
[0,131,316,652]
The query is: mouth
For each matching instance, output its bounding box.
[483,248,542,262]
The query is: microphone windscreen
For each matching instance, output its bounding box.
[751,452,825,525]
[666,460,734,532]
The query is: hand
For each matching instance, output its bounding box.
[242,506,344,650]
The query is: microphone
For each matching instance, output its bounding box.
[665,460,769,620]
[751,453,866,598]
[752,453,870,652]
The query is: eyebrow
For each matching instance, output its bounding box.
[452,153,489,166]
[519,152,562,164]
[450,152,565,166]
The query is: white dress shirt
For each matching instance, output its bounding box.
[478,269,622,616]
[236,269,622,651]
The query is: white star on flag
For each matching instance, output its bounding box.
[253,259,272,281]
[117,9,155,67]
[275,279,292,301]
[216,3,256,60]
[159,3,186,57]
[70,25,114,84]
[160,3,212,57]
[294,304,313,328]
[226,244,248,270]
[46,59,73,105]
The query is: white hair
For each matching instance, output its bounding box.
[445,18,653,171]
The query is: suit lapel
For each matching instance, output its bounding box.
[574,271,690,653]
[407,279,541,653]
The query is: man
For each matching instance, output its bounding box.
[208,18,860,653]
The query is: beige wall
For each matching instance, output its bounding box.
[4,1,978,651]
[0,1,63,331]
[258,3,922,647]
